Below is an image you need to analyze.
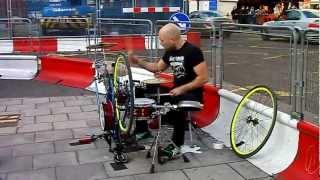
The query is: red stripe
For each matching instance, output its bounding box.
[35,55,94,88]
[13,37,57,53]
[163,7,170,13]
[133,7,141,14]
[148,7,155,13]
[101,35,145,51]
[277,120,319,180]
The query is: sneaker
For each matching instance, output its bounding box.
[161,144,180,159]
[135,132,153,141]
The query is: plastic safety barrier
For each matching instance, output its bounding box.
[35,55,94,88]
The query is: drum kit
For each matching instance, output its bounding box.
[131,77,203,173]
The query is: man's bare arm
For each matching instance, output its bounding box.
[137,58,168,73]
[169,61,208,96]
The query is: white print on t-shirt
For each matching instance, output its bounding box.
[169,56,185,79]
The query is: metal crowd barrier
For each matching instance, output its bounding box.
[300,29,319,124]
[218,23,301,120]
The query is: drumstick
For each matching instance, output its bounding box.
[145,93,171,97]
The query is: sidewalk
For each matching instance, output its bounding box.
[0,95,274,180]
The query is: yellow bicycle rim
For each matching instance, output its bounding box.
[230,86,275,155]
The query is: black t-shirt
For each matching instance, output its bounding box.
[162,41,204,101]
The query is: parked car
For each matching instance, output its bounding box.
[188,10,233,37]
[262,9,319,41]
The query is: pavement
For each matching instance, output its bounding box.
[0,93,275,180]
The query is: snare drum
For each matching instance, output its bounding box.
[177,101,203,111]
[134,98,155,121]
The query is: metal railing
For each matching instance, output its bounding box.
[218,23,300,119]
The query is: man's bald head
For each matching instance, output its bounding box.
[159,23,181,41]
[158,23,183,50]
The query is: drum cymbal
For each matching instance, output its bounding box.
[142,78,172,85]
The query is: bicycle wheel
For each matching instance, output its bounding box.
[96,62,114,132]
[113,53,134,135]
[230,85,277,158]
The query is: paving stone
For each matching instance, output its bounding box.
[183,164,245,180]
[80,104,98,112]
[17,123,52,133]
[18,116,35,125]
[0,127,17,135]
[36,114,68,123]
[36,101,64,109]
[36,130,73,143]
[68,111,99,121]
[7,168,55,180]
[33,152,78,169]
[50,96,77,102]
[72,127,102,138]
[78,148,113,164]
[0,105,6,112]
[0,99,22,106]
[0,133,34,148]
[51,106,81,114]
[103,151,150,177]
[0,156,33,173]
[134,170,189,180]
[195,149,243,166]
[53,120,88,130]
[64,99,93,107]
[250,177,275,180]
[0,174,6,180]
[54,139,95,153]
[12,142,54,157]
[228,161,270,179]
[23,98,49,104]
[156,153,202,172]
[102,176,135,180]
[56,163,107,180]
[0,147,12,159]
[76,96,95,101]
[86,119,101,127]
[6,104,36,112]
[21,108,51,117]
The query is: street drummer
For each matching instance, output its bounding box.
[129,23,208,159]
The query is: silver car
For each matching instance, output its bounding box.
[189,10,233,37]
[262,9,319,41]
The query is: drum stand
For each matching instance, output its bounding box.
[146,103,178,173]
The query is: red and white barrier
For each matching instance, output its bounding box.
[0,33,199,54]
[35,55,95,89]
[204,89,319,180]
[122,7,180,13]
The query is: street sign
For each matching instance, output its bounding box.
[169,12,191,33]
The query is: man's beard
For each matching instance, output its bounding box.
[165,45,177,51]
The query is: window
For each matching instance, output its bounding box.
[287,11,301,20]
[303,11,319,18]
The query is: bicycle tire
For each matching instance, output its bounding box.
[230,85,277,158]
[113,53,134,135]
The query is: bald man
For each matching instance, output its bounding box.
[129,23,208,158]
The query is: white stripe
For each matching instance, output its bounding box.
[140,7,149,12]
[0,40,13,53]
[123,7,180,13]
[0,55,38,80]
[122,8,133,13]
[169,7,181,12]
[57,38,100,52]
[155,7,163,12]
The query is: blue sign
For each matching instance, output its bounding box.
[169,12,191,33]
[209,0,217,11]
